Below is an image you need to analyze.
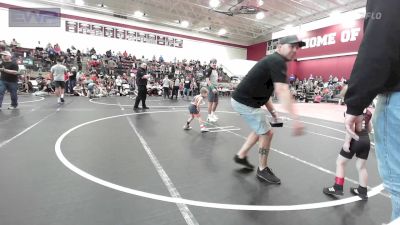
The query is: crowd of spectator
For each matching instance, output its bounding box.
[289,74,347,104]
[1,38,350,103]
[0,38,233,99]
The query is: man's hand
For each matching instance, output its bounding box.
[342,142,351,152]
[343,113,363,150]
[344,113,363,139]
[271,111,278,123]
[212,88,217,94]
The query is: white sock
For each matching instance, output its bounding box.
[61,94,64,98]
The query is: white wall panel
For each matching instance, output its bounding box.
[0,2,246,64]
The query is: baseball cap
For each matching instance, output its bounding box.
[0,51,12,56]
[278,35,306,47]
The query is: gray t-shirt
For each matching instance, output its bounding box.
[51,64,67,81]
[162,78,170,87]
[206,68,218,86]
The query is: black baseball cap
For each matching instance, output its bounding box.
[278,35,306,47]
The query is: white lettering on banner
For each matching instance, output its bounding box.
[302,33,336,49]
[341,28,361,43]
[351,27,360,41]
[302,27,361,49]
[341,30,351,42]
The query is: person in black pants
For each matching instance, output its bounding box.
[0,51,19,110]
[134,63,150,110]
[68,67,77,95]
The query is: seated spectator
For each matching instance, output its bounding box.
[97,83,108,97]
[313,95,322,103]
[73,83,84,96]
[84,76,96,99]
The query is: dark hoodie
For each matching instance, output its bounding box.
[345,0,400,115]
[136,67,148,86]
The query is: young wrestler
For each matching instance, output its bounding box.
[323,109,372,200]
[183,87,209,133]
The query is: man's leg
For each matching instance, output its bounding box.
[236,132,259,158]
[55,86,61,102]
[142,87,148,108]
[70,80,76,94]
[134,87,143,109]
[0,80,6,109]
[65,80,69,94]
[207,92,218,122]
[60,87,65,102]
[8,81,18,107]
[136,86,147,108]
[212,101,218,118]
[207,102,213,115]
[256,130,281,184]
[207,87,213,120]
[258,130,273,170]
[374,93,400,221]
[212,102,218,112]
[133,96,141,109]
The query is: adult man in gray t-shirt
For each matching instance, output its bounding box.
[206,58,219,122]
[50,57,68,103]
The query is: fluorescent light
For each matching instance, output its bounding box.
[134,11,144,17]
[75,0,84,6]
[258,0,264,6]
[297,52,358,61]
[209,0,220,8]
[218,28,227,36]
[256,11,265,20]
[181,20,189,28]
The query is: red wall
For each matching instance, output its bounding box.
[246,19,364,81]
[247,42,267,61]
[296,55,357,81]
[287,61,297,76]
[297,19,364,58]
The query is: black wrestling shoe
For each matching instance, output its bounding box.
[323,185,344,196]
[350,187,368,200]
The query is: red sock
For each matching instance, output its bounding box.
[335,177,345,186]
